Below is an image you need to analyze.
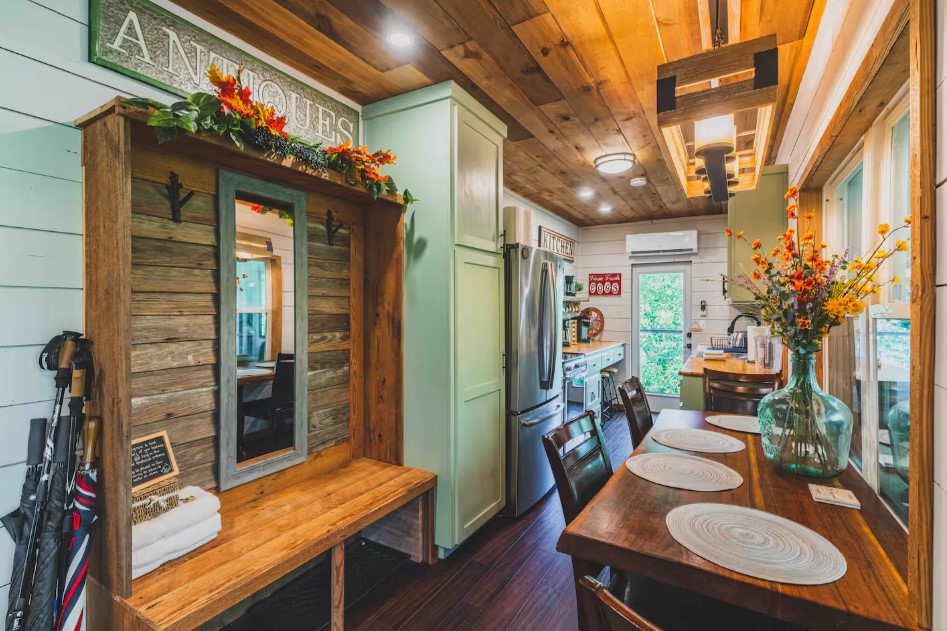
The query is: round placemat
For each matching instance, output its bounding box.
[666,503,847,585]
[706,415,761,434]
[625,453,743,491]
[651,428,745,453]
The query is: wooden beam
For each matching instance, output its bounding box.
[658,81,777,127]
[908,1,935,626]
[657,34,776,86]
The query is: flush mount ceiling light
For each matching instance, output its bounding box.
[386,30,415,48]
[577,187,595,200]
[594,152,636,174]
[599,204,613,213]
[656,34,778,201]
[629,176,648,188]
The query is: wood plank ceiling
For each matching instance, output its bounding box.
[172,0,823,226]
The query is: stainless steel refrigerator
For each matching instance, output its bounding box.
[504,243,565,517]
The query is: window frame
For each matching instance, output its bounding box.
[236,255,283,364]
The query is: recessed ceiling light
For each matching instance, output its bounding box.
[577,187,594,200]
[387,31,415,48]
[594,152,636,174]
[629,176,647,188]
[599,204,612,213]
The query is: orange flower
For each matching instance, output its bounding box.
[785,185,799,200]
[725,228,733,238]
[797,317,809,330]
[804,212,814,220]
[752,270,763,281]
[736,231,744,239]
[751,239,762,250]
[770,247,780,257]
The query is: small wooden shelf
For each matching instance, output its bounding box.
[563,294,589,303]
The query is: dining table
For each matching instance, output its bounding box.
[557,409,918,631]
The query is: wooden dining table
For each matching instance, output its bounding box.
[557,409,917,631]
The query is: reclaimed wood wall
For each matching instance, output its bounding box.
[127,148,355,489]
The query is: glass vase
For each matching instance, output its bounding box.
[757,351,854,478]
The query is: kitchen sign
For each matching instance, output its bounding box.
[538,226,576,262]
[90,0,360,145]
[588,273,622,296]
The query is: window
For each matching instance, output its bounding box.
[236,257,281,364]
[823,85,911,525]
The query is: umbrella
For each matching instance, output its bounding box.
[2,419,46,623]
[58,417,99,631]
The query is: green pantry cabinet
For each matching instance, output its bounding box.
[364,82,507,554]
[727,165,789,304]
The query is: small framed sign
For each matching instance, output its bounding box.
[589,273,622,296]
[131,431,180,492]
[538,226,576,262]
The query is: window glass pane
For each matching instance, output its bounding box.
[637,271,684,396]
[875,313,910,523]
[237,312,268,363]
[237,259,267,310]
[889,112,911,302]
[839,166,864,255]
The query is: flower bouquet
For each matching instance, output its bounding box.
[725,185,910,477]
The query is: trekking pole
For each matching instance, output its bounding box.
[6,332,80,631]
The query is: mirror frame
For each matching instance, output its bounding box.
[217,169,309,490]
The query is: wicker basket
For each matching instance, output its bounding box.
[132,477,181,525]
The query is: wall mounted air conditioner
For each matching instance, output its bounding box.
[626,229,698,257]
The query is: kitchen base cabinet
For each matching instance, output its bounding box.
[680,375,705,410]
[365,82,508,554]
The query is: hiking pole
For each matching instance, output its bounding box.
[6,332,81,631]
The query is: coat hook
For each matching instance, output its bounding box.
[166,172,194,223]
[325,209,344,246]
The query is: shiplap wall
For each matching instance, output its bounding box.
[932,2,945,627]
[577,215,743,386]
[0,0,359,615]
[502,190,579,279]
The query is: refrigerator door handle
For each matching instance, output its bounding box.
[538,261,556,390]
[520,402,564,427]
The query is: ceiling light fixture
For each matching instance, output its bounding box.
[594,152,636,175]
[629,176,647,188]
[599,204,612,213]
[386,30,415,48]
[577,187,594,200]
[694,114,736,202]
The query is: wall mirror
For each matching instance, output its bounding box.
[218,170,308,490]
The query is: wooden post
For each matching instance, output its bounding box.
[331,543,345,631]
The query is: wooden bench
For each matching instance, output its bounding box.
[96,454,436,630]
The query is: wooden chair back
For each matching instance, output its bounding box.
[542,411,613,524]
[272,353,295,405]
[703,368,781,415]
[578,576,662,631]
[617,376,653,448]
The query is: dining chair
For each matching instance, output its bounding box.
[542,410,613,524]
[703,368,781,415]
[578,576,661,631]
[617,376,653,448]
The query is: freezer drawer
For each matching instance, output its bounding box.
[506,398,564,517]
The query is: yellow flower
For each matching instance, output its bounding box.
[892,275,901,284]
[904,216,912,225]
[820,241,828,249]
[736,231,745,239]
[878,223,890,235]
[895,239,908,251]
[874,249,887,259]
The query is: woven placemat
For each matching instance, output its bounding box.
[651,428,745,453]
[625,453,743,492]
[706,415,761,434]
[666,503,847,585]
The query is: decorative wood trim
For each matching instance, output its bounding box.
[83,112,134,597]
[657,34,777,86]
[217,170,310,491]
[348,220,366,458]
[908,1,935,626]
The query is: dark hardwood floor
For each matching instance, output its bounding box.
[347,413,634,631]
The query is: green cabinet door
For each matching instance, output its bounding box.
[454,104,503,253]
[727,165,789,304]
[454,247,505,542]
[680,375,705,410]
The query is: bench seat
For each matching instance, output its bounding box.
[116,456,436,630]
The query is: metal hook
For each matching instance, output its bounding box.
[325,209,344,246]
[166,172,194,223]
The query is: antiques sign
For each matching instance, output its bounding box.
[90,0,360,145]
[588,273,622,296]
[538,226,576,262]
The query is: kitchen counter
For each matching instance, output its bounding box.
[679,345,780,377]
[563,340,624,355]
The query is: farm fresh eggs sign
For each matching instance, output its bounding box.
[90,0,359,145]
[588,273,622,296]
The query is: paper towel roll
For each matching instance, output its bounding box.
[746,325,770,361]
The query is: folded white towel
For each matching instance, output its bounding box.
[132,486,221,551]
[132,531,220,580]
[132,512,222,579]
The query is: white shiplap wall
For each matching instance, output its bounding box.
[0,0,359,615]
[577,215,743,385]
[932,2,946,627]
[502,190,580,279]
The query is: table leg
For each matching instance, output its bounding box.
[331,542,345,631]
[572,557,602,631]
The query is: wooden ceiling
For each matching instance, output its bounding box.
[172,0,823,226]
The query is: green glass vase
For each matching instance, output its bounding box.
[758,351,854,478]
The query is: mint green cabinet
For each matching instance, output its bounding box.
[364,82,508,554]
[680,375,705,410]
[727,165,789,304]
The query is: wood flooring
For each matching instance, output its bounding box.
[346,414,634,631]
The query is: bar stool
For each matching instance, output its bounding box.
[600,367,620,422]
